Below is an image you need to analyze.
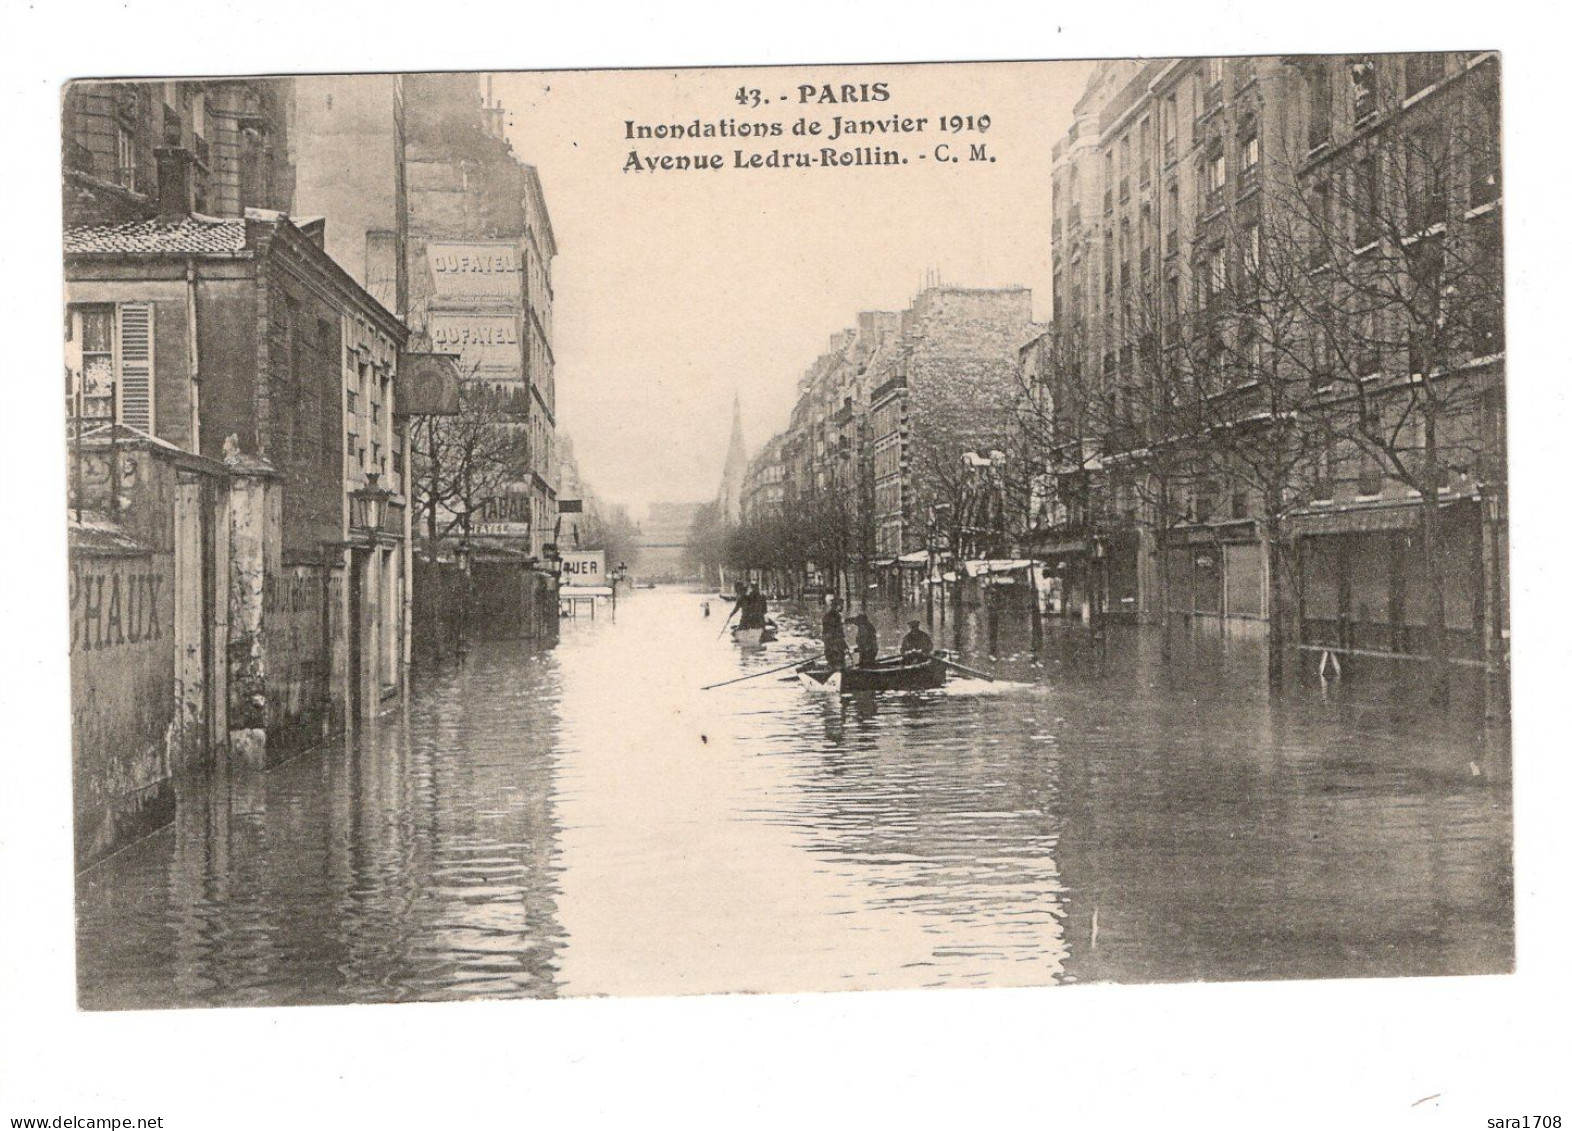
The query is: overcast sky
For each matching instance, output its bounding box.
[494,60,1096,514]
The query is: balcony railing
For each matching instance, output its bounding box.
[871,374,907,403]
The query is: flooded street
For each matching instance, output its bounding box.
[77,587,1512,1008]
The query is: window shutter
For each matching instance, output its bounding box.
[116,303,154,434]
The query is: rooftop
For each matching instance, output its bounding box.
[64,214,249,257]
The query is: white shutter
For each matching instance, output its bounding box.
[116,303,154,434]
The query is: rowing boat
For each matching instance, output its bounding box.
[797,655,947,693]
[732,618,778,646]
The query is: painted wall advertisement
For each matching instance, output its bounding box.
[426,241,521,301]
[427,313,522,377]
[561,550,606,587]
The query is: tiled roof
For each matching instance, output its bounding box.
[64,214,249,256]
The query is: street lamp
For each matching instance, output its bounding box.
[454,539,473,575]
[350,472,392,541]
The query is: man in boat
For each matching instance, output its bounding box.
[822,595,848,670]
[738,583,767,631]
[849,613,880,668]
[899,619,933,659]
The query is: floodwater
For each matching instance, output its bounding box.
[76,587,1512,1008]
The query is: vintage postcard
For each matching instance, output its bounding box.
[61,55,1510,1012]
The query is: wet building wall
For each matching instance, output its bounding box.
[69,438,228,869]
[71,547,178,870]
[263,565,340,753]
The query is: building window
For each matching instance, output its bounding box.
[1202,244,1228,305]
[1406,53,1445,100]
[1139,116,1152,185]
[66,303,153,433]
[1405,124,1447,234]
[115,125,137,191]
[1355,154,1381,248]
[1470,83,1501,208]
[1165,183,1180,256]
[347,431,358,457]
[1203,148,1227,213]
[1350,58,1378,123]
[1242,222,1261,279]
[1239,123,1260,187]
[1310,429,1336,501]
[1310,309,1333,389]
[68,307,116,421]
[1163,94,1179,166]
[1230,481,1250,520]
[1357,450,1384,496]
[1307,64,1331,151]
[1308,180,1332,268]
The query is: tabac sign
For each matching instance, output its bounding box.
[561,550,606,587]
[427,313,521,376]
[426,241,521,300]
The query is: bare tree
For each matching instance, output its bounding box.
[408,378,532,547]
[1166,202,1330,687]
[1280,57,1503,699]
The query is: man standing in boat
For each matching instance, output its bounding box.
[822,595,848,670]
[899,619,933,659]
[738,583,767,631]
[849,613,880,668]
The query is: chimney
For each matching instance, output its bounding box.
[154,146,194,219]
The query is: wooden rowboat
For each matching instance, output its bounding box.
[731,619,778,646]
[798,655,948,693]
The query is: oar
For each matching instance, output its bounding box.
[934,651,996,682]
[701,654,822,691]
[716,601,739,639]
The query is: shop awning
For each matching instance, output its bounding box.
[897,550,932,567]
[1030,537,1091,557]
[1288,503,1426,537]
[961,558,1036,578]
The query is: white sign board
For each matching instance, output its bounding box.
[427,313,522,376]
[426,241,521,300]
[561,550,606,587]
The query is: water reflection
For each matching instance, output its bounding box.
[76,588,1511,1009]
[77,649,567,1009]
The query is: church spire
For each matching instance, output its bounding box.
[720,391,747,525]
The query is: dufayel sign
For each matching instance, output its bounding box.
[561,550,606,587]
[426,241,521,300]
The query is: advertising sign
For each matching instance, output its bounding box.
[561,550,606,587]
[428,313,522,376]
[426,241,521,301]
[471,489,532,538]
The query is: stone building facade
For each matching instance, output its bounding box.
[65,156,410,773]
[293,73,561,564]
[1040,54,1505,674]
[63,78,294,227]
[748,286,1033,597]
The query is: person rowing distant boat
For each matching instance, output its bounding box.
[737,583,768,631]
[899,620,933,659]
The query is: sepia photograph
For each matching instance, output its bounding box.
[6,4,1567,1125]
[61,53,1511,1008]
